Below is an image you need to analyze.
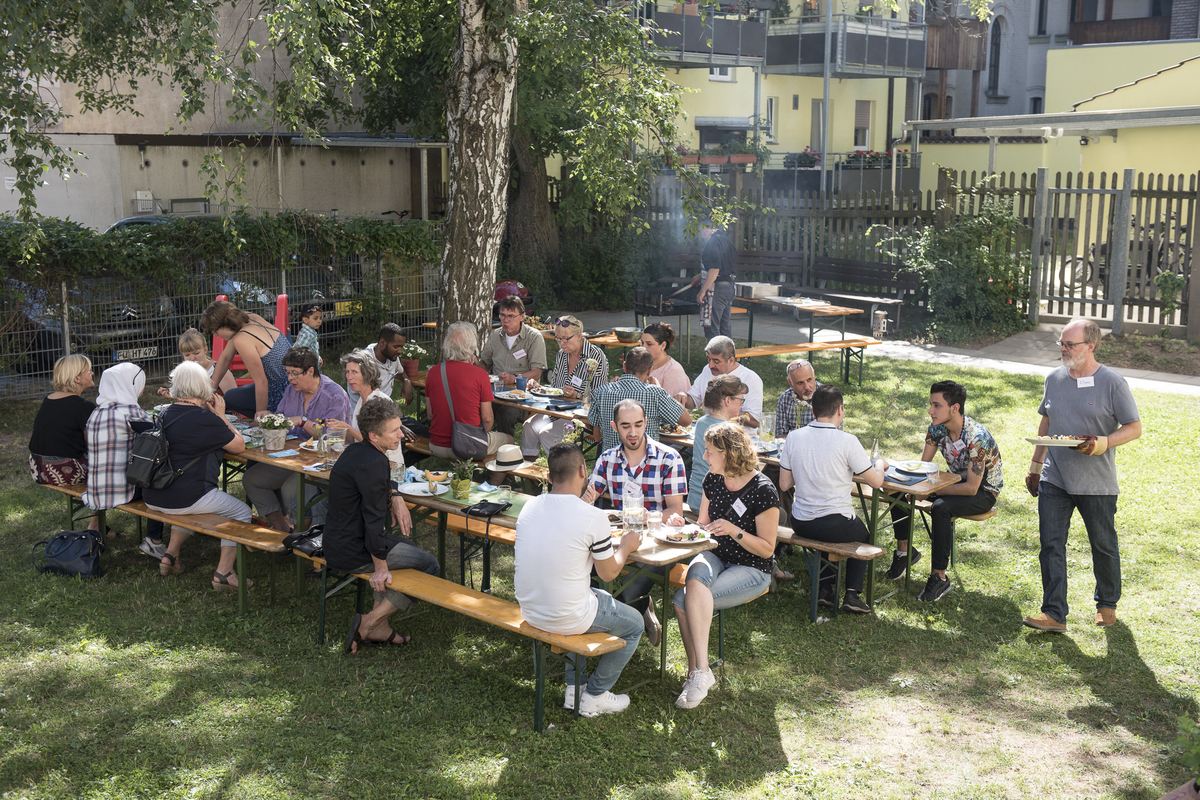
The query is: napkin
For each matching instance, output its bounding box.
[478,481,499,493]
[885,469,925,486]
[268,449,300,458]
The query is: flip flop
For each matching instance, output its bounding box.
[367,631,412,647]
[344,613,365,655]
[775,569,795,581]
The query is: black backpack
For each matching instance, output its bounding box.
[126,408,206,490]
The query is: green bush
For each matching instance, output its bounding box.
[883,192,1031,345]
[555,224,669,310]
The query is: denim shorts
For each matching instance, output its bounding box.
[672,549,771,611]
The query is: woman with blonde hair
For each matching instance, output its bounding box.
[28,354,96,491]
[673,422,779,710]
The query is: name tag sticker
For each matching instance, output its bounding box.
[571,375,584,387]
[513,348,527,360]
[1077,376,1095,388]
[732,498,748,516]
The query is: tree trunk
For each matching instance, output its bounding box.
[507,133,559,286]
[441,0,522,351]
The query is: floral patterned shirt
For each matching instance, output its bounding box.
[926,415,1003,497]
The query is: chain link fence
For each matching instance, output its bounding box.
[0,221,441,400]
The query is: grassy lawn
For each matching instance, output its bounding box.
[1095,333,1200,376]
[1,343,1197,800]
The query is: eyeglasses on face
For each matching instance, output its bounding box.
[1056,340,1086,350]
[554,334,579,344]
[499,312,523,320]
[733,395,746,403]
[285,369,307,379]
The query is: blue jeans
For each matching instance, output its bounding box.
[351,540,440,614]
[568,589,643,696]
[672,550,772,611]
[1037,480,1121,622]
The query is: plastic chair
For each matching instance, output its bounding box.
[211,294,290,386]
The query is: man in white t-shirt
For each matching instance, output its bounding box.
[675,336,763,428]
[515,442,645,718]
[360,323,414,404]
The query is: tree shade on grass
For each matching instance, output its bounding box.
[1,352,1197,800]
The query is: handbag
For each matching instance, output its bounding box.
[283,524,324,558]
[439,363,489,461]
[31,530,108,578]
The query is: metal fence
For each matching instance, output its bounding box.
[0,232,442,400]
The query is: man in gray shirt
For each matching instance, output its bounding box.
[1023,318,1141,633]
[478,295,548,436]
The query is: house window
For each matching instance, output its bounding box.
[1036,0,1048,34]
[793,94,800,111]
[922,93,953,120]
[1151,0,1172,15]
[1071,0,1098,22]
[709,66,733,82]
[766,97,778,142]
[853,100,871,148]
[987,19,1002,95]
[1030,97,1043,114]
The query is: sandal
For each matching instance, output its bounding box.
[774,567,795,581]
[367,631,413,647]
[344,613,365,655]
[211,571,254,591]
[159,553,184,576]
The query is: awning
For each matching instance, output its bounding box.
[904,105,1200,139]
[693,116,753,129]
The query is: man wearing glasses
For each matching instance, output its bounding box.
[521,315,609,457]
[1023,318,1141,633]
[479,295,548,437]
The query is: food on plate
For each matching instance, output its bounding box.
[606,511,623,525]
[664,528,705,543]
[532,386,564,397]
[610,528,629,539]
[506,389,526,399]
[424,470,449,483]
[1047,434,1082,440]
[660,424,686,435]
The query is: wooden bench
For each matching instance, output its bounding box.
[784,533,886,622]
[737,337,883,386]
[40,483,99,531]
[295,564,624,732]
[910,500,998,578]
[798,257,921,331]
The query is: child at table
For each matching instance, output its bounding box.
[293,304,323,367]
[159,329,237,397]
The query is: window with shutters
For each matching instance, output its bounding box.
[853,100,871,149]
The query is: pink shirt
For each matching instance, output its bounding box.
[650,357,691,398]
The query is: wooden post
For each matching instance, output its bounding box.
[1029,167,1050,324]
[1187,179,1200,339]
[970,71,980,118]
[935,167,955,230]
[937,69,947,120]
[1107,169,1135,336]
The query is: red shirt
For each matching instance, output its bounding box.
[426,360,494,448]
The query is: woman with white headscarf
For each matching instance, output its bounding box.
[82,362,164,551]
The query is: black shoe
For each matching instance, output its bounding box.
[841,591,871,614]
[885,547,922,580]
[917,573,952,602]
[817,584,836,608]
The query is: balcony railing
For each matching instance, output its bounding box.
[766,14,926,78]
[647,11,767,65]
[1068,16,1171,44]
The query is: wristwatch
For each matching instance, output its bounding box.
[735,530,744,540]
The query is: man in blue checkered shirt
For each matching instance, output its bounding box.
[582,399,688,646]
[776,359,820,433]
[587,347,690,452]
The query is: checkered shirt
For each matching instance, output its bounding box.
[549,340,609,397]
[589,438,687,512]
[82,403,152,511]
[588,374,686,452]
[776,381,821,432]
[293,323,320,361]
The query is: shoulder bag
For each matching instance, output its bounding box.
[32,530,108,578]
[438,363,489,461]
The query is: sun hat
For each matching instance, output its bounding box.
[485,443,526,472]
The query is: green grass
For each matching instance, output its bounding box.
[2,348,1198,800]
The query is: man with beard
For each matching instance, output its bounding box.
[775,359,820,433]
[1023,318,1141,633]
[583,399,687,647]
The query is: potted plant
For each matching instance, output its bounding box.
[399,341,427,378]
[449,461,474,500]
[257,413,291,451]
[675,145,700,165]
[785,147,821,169]
[698,147,729,165]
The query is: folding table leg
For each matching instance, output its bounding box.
[236,544,247,615]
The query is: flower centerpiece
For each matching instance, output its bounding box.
[399,341,427,378]
[449,460,474,500]
[257,413,291,450]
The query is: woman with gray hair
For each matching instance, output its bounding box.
[424,321,512,460]
[330,349,410,459]
[142,360,252,589]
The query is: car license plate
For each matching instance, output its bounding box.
[334,300,359,317]
[114,346,158,361]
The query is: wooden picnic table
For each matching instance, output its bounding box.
[732,296,864,348]
[410,370,594,424]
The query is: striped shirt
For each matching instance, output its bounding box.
[589,438,687,512]
[549,340,609,398]
[83,403,152,511]
[587,374,686,453]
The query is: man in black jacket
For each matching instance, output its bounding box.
[324,396,439,654]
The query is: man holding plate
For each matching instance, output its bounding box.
[1023,318,1141,633]
[886,380,1003,602]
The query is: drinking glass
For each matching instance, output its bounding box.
[646,510,662,532]
[760,412,776,444]
[325,429,346,461]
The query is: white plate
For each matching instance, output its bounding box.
[752,440,779,453]
[651,524,709,545]
[1026,436,1085,447]
[530,387,564,397]
[494,390,529,401]
[893,460,938,475]
[299,439,320,451]
[395,482,450,497]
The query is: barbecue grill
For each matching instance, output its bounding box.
[633,289,700,361]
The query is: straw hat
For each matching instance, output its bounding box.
[486,444,526,472]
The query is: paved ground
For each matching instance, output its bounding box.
[563,307,1200,397]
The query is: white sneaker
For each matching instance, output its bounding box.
[576,690,630,717]
[139,536,167,560]
[563,685,582,711]
[675,669,716,709]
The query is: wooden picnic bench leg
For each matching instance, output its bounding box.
[803,548,821,623]
[437,510,448,581]
[482,540,492,594]
[236,543,247,615]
